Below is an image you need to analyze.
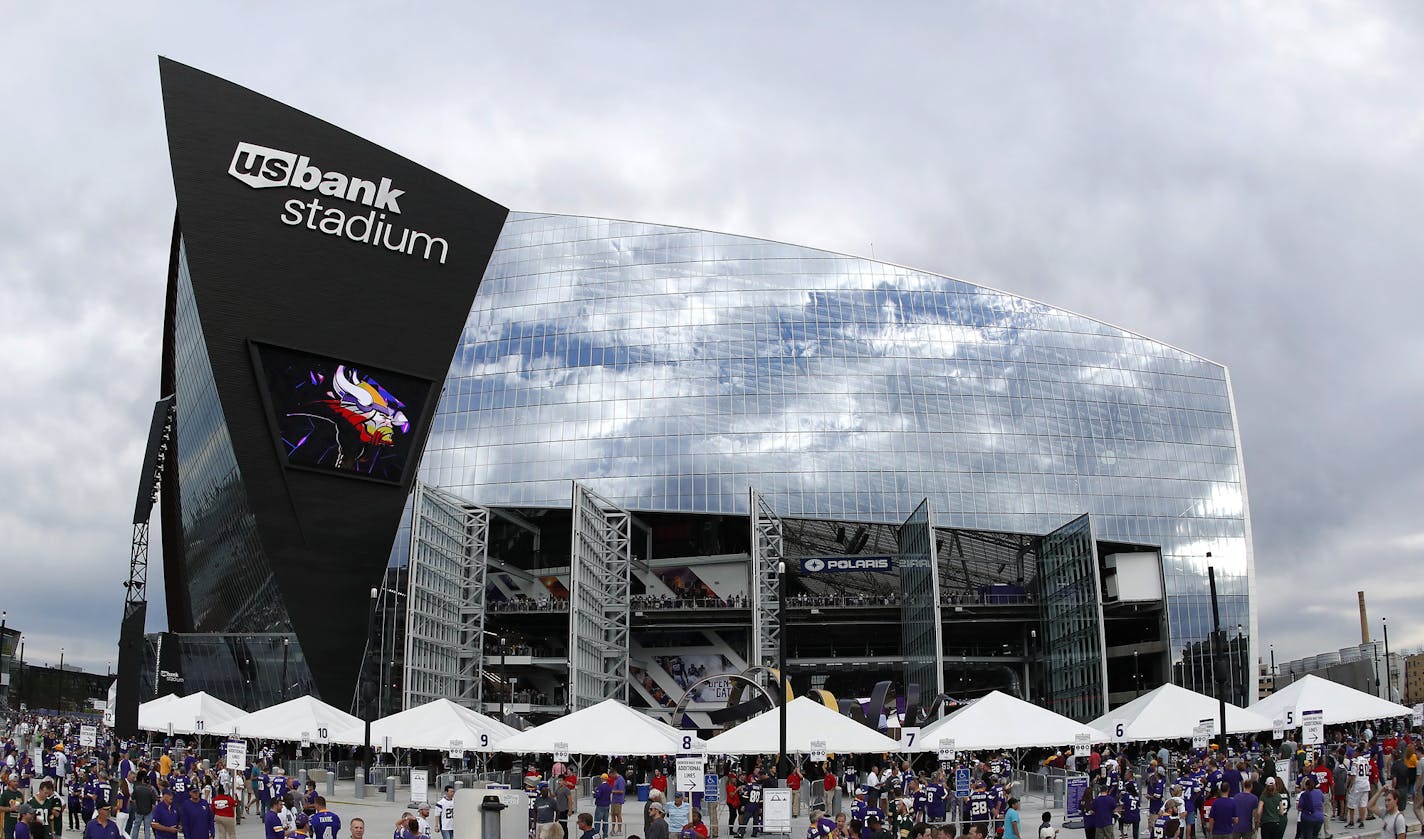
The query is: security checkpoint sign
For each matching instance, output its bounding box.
[937,738,956,762]
[1065,777,1089,821]
[764,788,792,833]
[79,725,97,748]
[1074,732,1092,752]
[1192,723,1212,750]
[809,739,827,763]
[410,769,429,804]
[1275,760,1292,791]
[448,739,464,760]
[553,742,570,763]
[300,730,311,748]
[1413,704,1423,728]
[1272,718,1285,740]
[676,757,704,793]
[1301,709,1324,746]
[226,740,247,771]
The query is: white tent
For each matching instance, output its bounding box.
[138,692,246,736]
[704,696,901,755]
[1249,674,1413,726]
[914,691,1108,751]
[496,699,707,755]
[228,695,363,742]
[1088,683,1272,741]
[331,698,519,751]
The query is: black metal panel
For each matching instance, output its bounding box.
[157,58,508,700]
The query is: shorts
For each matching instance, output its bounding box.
[611,803,623,816]
[1346,785,1369,809]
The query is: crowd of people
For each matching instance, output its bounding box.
[0,715,365,839]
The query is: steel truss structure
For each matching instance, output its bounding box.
[568,482,635,710]
[749,488,785,671]
[404,483,489,708]
[898,497,945,699]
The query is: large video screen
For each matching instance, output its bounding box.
[254,344,431,483]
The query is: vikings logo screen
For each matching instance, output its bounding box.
[255,345,430,483]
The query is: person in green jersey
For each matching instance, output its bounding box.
[28,782,64,839]
[2,773,28,839]
[1257,779,1287,839]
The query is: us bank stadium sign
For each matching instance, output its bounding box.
[798,555,896,573]
[228,141,451,264]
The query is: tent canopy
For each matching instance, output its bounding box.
[1249,674,1413,727]
[138,691,246,736]
[229,695,363,742]
[915,691,1107,751]
[331,698,519,751]
[1087,683,1272,741]
[704,696,901,755]
[496,699,706,756]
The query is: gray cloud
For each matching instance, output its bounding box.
[3,3,1422,671]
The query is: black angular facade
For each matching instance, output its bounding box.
[155,58,508,704]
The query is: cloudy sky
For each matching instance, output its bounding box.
[5,3,1423,676]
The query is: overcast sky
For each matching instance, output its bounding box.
[5,3,1423,677]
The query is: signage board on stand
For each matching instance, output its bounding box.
[764,788,792,833]
[410,768,429,803]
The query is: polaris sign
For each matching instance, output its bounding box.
[799,555,895,573]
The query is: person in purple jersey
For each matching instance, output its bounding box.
[1091,784,1121,839]
[178,788,213,839]
[1229,779,1257,839]
[806,809,836,839]
[1148,770,1167,816]
[1222,765,1243,800]
[309,798,341,839]
[1207,784,1235,839]
[1120,778,1142,839]
[79,808,118,839]
[263,800,285,839]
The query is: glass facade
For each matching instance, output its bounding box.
[1038,514,1108,720]
[409,212,1253,697]
[172,243,290,633]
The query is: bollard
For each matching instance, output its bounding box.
[387,777,397,802]
[1052,778,1064,808]
[355,772,365,800]
[326,769,335,797]
[299,769,309,787]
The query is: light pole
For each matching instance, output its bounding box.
[1383,617,1392,701]
[1134,650,1141,698]
[281,638,290,701]
[777,559,789,779]
[57,647,65,712]
[1206,557,1227,753]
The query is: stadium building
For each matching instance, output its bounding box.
[131,59,1256,731]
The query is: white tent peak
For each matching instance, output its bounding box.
[1249,674,1413,726]
[916,691,1107,750]
[230,695,363,741]
[1088,683,1271,741]
[138,691,246,736]
[496,699,707,756]
[704,696,901,755]
[331,697,519,750]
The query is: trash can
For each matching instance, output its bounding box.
[638,784,651,802]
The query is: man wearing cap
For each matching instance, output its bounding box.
[151,790,179,839]
[3,773,26,839]
[79,806,118,839]
[534,783,557,839]
[666,792,691,835]
[647,802,669,839]
[594,775,613,838]
[13,806,35,839]
[179,787,214,839]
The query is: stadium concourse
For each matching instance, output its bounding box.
[3,675,1423,839]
